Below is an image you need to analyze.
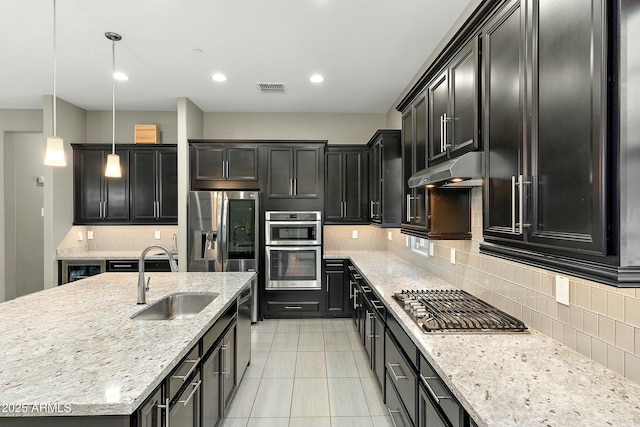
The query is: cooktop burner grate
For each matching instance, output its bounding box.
[393,289,528,333]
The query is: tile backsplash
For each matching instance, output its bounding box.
[58,225,179,253]
[325,187,640,385]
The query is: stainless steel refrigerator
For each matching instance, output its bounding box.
[188,190,259,320]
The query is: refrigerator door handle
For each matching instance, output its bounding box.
[219,192,229,272]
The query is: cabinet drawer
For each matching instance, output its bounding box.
[419,355,464,427]
[385,331,417,424]
[203,303,237,354]
[266,301,320,312]
[325,259,346,271]
[386,372,414,427]
[169,345,201,402]
[386,313,418,368]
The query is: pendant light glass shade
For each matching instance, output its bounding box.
[105,153,122,177]
[44,136,66,166]
[44,0,66,167]
[105,32,122,178]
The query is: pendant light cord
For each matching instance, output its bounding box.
[52,0,57,137]
[111,37,116,155]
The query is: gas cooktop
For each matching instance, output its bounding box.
[393,289,528,333]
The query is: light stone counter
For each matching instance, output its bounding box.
[327,250,640,427]
[57,249,178,260]
[0,272,254,417]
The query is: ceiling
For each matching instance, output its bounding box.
[1,0,473,113]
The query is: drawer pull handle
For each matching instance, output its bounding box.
[112,264,134,268]
[387,362,407,381]
[420,373,451,404]
[388,408,406,427]
[171,357,201,381]
[157,398,170,427]
[178,380,201,406]
[284,305,302,309]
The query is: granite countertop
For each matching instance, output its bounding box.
[326,250,640,427]
[57,249,178,260]
[0,271,254,417]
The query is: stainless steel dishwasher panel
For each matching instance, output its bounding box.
[236,280,253,383]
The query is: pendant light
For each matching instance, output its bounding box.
[104,32,122,178]
[44,0,66,167]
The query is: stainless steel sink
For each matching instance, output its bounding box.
[131,292,218,320]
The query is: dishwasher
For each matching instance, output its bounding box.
[236,277,254,383]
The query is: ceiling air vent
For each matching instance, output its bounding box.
[257,83,285,94]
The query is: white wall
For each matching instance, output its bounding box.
[203,112,388,145]
[86,110,178,143]
[42,96,86,290]
[0,109,43,301]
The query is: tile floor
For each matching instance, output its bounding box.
[222,318,393,427]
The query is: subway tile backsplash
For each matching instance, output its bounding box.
[325,187,640,385]
[58,225,179,253]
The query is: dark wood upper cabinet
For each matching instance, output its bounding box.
[427,37,480,166]
[189,142,259,189]
[73,146,130,224]
[325,146,368,224]
[483,0,607,255]
[266,146,321,199]
[73,144,175,225]
[402,94,428,236]
[131,148,178,224]
[368,130,403,228]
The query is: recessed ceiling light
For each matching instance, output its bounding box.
[212,73,227,82]
[113,71,129,81]
[310,74,324,83]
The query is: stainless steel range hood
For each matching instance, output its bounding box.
[408,151,484,188]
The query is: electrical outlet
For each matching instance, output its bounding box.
[87,231,94,240]
[405,236,410,248]
[77,231,83,241]
[450,248,456,264]
[387,231,393,241]
[429,242,434,257]
[556,275,570,306]
[352,230,358,239]
[154,230,161,240]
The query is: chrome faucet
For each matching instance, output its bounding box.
[138,244,178,304]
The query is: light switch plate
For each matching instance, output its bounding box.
[450,248,456,264]
[352,230,358,239]
[429,242,434,257]
[87,231,94,240]
[556,275,570,306]
[387,231,393,241]
[77,231,83,241]
[405,236,410,247]
[154,230,161,240]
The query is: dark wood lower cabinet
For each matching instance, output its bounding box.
[324,259,351,317]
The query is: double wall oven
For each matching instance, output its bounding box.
[265,211,322,290]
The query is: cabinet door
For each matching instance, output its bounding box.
[373,314,385,390]
[170,373,200,427]
[294,148,320,198]
[202,343,222,427]
[74,149,104,223]
[130,150,157,222]
[227,147,258,181]
[222,326,236,409]
[369,142,381,222]
[343,150,367,221]
[428,70,449,165]
[325,262,346,314]
[192,145,225,182]
[413,96,428,228]
[529,0,606,255]
[325,151,344,222]
[449,37,479,157]
[158,149,178,222]
[402,108,414,225]
[483,1,526,242]
[103,150,129,222]
[267,148,293,198]
[137,386,163,427]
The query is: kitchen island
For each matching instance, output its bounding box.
[327,250,640,427]
[0,271,254,425]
